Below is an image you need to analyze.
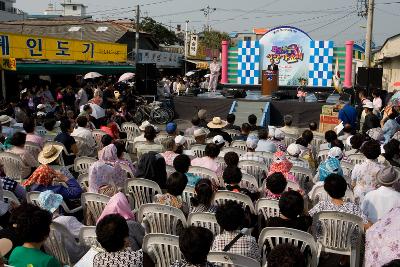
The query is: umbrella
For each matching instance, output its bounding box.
[79,103,105,119]
[393,81,400,87]
[204,74,211,78]
[84,72,102,80]
[389,91,400,107]
[118,72,135,83]
[185,71,195,77]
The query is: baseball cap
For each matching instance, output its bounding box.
[175,135,186,145]
[213,135,225,146]
[166,122,177,134]
[287,143,301,156]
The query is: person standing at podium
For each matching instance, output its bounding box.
[208,57,220,92]
[267,58,279,71]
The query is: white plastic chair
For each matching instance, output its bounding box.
[45,222,78,266]
[119,163,135,178]
[121,122,141,141]
[220,147,245,157]
[126,178,162,210]
[311,136,325,152]
[215,157,227,172]
[155,135,170,145]
[255,198,280,221]
[347,154,366,165]
[191,144,206,158]
[314,211,364,267]
[45,141,74,168]
[258,227,318,267]
[182,186,195,211]
[91,130,106,150]
[188,212,221,236]
[188,166,219,186]
[284,134,298,147]
[290,166,314,190]
[185,136,196,149]
[238,160,266,187]
[81,193,110,226]
[79,226,102,249]
[74,156,97,175]
[286,180,301,191]
[223,129,241,138]
[24,141,42,160]
[240,172,259,191]
[254,151,274,166]
[231,140,247,150]
[143,234,181,267]
[309,184,354,205]
[77,173,89,191]
[27,191,83,214]
[73,136,93,157]
[213,190,255,214]
[207,252,260,267]
[0,152,25,182]
[3,190,20,205]
[138,204,187,235]
[341,161,354,182]
[317,149,330,164]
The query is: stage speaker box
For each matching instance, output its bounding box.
[136,63,158,95]
[356,67,383,93]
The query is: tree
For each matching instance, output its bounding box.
[139,17,181,46]
[201,30,230,50]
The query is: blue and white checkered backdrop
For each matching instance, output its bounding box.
[308,40,334,87]
[237,41,260,85]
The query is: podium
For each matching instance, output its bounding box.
[262,70,279,96]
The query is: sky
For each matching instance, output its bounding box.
[14,0,400,46]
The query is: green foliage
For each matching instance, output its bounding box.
[139,17,181,45]
[201,30,230,50]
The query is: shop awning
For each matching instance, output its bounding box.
[15,62,136,75]
[184,59,210,69]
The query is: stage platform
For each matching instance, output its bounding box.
[174,93,325,128]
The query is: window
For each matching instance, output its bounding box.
[243,36,251,42]
[72,5,77,10]
[0,2,5,11]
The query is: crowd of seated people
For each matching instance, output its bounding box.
[0,79,398,267]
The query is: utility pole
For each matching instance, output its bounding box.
[184,20,189,74]
[364,0,374,67]
[200,6,216,32]
[135,5,140,66]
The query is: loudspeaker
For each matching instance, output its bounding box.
[356,67,383,93]
[136,63,159,95]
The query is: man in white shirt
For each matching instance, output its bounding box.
[71,116,96,156]
[208,57,220,92]
[279,115,299,136]
[76,87,88,108]
[361,166,400,223]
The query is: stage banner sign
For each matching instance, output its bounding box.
[259,26,311,86]
[0,57,16,71]
[0,32,127,62]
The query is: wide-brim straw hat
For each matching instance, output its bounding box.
[207,117,228,129]
[38,144,64,165]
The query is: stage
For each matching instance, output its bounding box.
[174,94,325,128]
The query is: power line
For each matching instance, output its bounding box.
[307,11,355,33]
[328,18,363,39]
[376,7,400,16]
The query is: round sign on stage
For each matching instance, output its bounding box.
[259,26,311,86]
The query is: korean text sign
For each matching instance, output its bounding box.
[0,32,127,62]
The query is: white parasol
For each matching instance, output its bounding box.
[80,103,105,119]
[118,72,135,82]
[84,72,102,80]
[204,74,211,78]
[185,71,195,76]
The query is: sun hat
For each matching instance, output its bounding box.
[377,165,398,186]
[139,120,151,131]
[38,144,64,165]
[328,147,344,160]
[0,115,12,125]
[246,136,259,149]
[198,109,207,120]
[213,135,225,146]
[207,117,228,129]
[38,190,63,213]
[287,143,301,156]
[166,122,177,134]
[363,101,374,109]
[319,157,343,182]
[194,128,207,137]
[175,135,186,145]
